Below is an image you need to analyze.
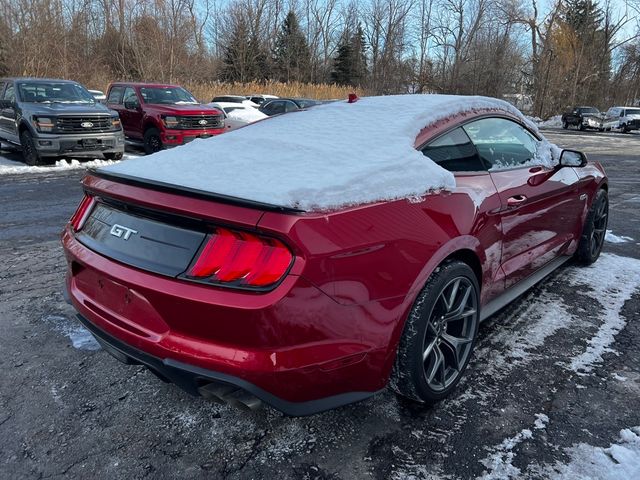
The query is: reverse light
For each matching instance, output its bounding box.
[185,228,293,289]
[70,194,95,231]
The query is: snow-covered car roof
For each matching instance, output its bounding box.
[101,94,536,211]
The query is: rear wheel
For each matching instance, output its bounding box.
[575,188,608,265]
[579,122,585,131]
[143,128,162,155]
[104,152,124,161]
[562,120,568,129]
[20,130,42,166]
[391,260,480,404]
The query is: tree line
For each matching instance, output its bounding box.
[0,0,638,117]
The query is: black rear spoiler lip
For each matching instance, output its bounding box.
[87,168,305,214]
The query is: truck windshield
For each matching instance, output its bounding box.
[139,87,198,105]
[17,82,95,104]
[580,107,599,114]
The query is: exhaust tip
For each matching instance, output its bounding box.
[198,382,262,411]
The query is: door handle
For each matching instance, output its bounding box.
[507,195,528,207]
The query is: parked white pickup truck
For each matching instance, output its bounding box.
[601,106,640,133]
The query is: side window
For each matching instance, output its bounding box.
[123,87,138,108]
[270,101,286,115]
[284,101,298,113]
[3,84,15,102]
[421,127,485,172]
[107,86,124,104]
[463,118,539,170]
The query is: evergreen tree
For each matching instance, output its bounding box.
[220,18,270,82]
[331,25,367,87]
[273,11,311,83]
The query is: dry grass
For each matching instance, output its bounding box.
[185,81,365,102]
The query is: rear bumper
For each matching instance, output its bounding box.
[61,226,387,414]
[35,131,125,156]
[72,309,378,416]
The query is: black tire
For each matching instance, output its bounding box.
[143,128,162,155]
[575,188,608,265]
[391,260,480,404]
[579,122,585,131]
[621,124,629,134]
[562,121,568,129]
[20,130,42,166]
[104,151,124,161]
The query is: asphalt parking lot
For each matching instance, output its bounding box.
[0,128,639,479]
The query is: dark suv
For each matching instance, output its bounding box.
[106,83,225,154]
[0,78,125,165]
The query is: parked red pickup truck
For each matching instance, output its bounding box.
[106,82,225,154]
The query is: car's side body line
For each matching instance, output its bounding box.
[479,255,570,321]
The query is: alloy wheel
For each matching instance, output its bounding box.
[590,196,608,257]
[422,277,478,392]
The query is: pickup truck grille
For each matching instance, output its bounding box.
[177,115,223,129]
[57,116,114,133]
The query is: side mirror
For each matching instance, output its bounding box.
[124,100,139,110]
[559,149,587,167]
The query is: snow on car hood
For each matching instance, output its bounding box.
[226,108,266,123]
[101,94,537,211]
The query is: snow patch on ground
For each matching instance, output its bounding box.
[102,94,553,211]
[0,156,130,175]
[568,254,640,374]
[525,115,563,128]
[478,426,535,479]
[605,230,634,243]
[43,315,101,351]
[538,427,640,479]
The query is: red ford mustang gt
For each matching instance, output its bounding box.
[62,95,608,415]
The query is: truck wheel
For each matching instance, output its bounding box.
[104,152,124,161]
[621,124,629,134]
[562,121,568,129]
[579,123,585,131]
[20,130,43,166]
[391,260,479,404]
[143,128,162,154]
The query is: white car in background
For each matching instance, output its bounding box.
[88,89,107,103]
[208,102,267,131]
[246,94,278,106]
[602,106,640,133]
[210,95,259,108]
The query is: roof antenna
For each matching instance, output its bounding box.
[348,93,359,103]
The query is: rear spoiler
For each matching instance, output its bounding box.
[88,168,305,214]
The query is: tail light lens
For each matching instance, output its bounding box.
[185,227,293,289]
[70,194,95,231]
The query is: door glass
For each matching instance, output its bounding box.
[107,86,125,104]
[3,84,15,102]
[421,127,485,172]
[463,118,539,170]
[284,101,297,113]
[123,87,138,108]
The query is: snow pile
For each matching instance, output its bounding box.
[605,230,634,243]
[542,427,640,479]
[226,107,266,123]
[0,156,129,175]
[539,115,563,128]
[102,94,540,211]
[479,427,535,479]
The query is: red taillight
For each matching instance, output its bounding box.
[186,228,293,289]
[70,194,95,231]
